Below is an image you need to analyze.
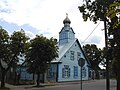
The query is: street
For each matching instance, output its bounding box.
[3,79,116,90]
[31,79,116,90]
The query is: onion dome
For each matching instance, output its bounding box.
[63,13,71,24]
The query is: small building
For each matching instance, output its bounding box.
[46,15,91,82]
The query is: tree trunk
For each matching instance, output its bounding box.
[116,45,120,90]
[41,73,44,83]
[33,73,36,84]
[1,69,6,88]
[117,62,120,90]
[33,73,35,81]
[96,71,99,79]
[117,77,120,90]
[36,73,40,87]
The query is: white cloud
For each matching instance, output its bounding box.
[25,30,35,39]
[0,0,106,48]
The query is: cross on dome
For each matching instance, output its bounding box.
[63,13,71,24]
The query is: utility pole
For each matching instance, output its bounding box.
[103,1,110,89]
[104,14,110,90]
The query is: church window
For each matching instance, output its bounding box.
[77,52,81,60]
[70,51,74,60]
[62,65,70,78]
[74,66,78,78]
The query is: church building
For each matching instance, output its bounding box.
[46,14,91,82]
[15,14,92,83]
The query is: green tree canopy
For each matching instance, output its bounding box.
[0,27,29,87]
[79,0,120,89]
[83,44,102,78]
[83,44,102,68]
[26,35,58,86]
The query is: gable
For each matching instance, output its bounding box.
[60,40,89,66]
[54,39,76,62]
[76,39,91,66]
[52,39,91,67]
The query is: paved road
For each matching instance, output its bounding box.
[30,79,116,90]
[3,79,117,90]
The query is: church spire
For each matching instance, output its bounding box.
[63,13,71,24]
[59,14,75,46]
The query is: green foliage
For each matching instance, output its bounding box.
[111,45,120,77]
[83,44,102,70]
[79,0,105,23]
[78,0,119,23]
[26,35,58,86]
[83,44,102,79]
[0,27,29,87]
[100,47,113,72]
[79,0,120,88]
[0,26,58,87]
[78,0,120,36]
[26,35,58,74]
[0,27,9,63]
[10,29,29,54]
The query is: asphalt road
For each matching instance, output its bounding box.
[2,79,116,90]
[31,79,116,90]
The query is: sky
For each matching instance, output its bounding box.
[0,0,105,49]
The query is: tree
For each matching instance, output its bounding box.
[26,35,58,86]
[0,27,29,87]
[79,0,120,90]
[83,44,102,79]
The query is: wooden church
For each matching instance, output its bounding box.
[16,15,92,83]
[45,14,91,82]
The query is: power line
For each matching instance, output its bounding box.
[81,21,101,44]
